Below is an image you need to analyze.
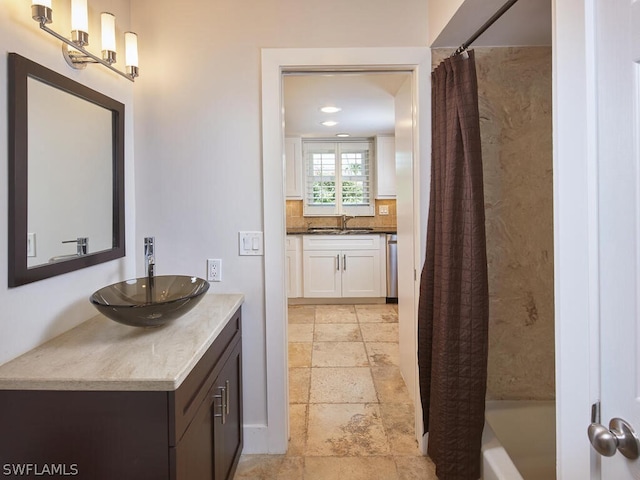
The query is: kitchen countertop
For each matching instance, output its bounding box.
[0,293,244,392]
[287,227,397,235]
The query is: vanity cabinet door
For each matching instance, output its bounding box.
[303,250,342,297]
[174,388,215,480]
[341,249,382,297]
[213,339,243,480]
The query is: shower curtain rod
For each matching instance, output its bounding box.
[452,0,521,57]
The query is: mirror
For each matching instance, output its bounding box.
[8,53,125,287]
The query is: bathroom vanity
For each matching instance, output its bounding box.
[0,293,243,480]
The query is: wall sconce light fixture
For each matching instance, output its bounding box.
[30,0,139,82]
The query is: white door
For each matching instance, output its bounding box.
[591,0,640,477]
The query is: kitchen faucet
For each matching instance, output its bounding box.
[341,214,355,230]
[144,237,155,278]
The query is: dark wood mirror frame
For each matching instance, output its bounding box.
[8,53,125,287]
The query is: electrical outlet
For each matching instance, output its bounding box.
[207,259,222,282]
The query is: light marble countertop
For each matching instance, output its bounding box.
[0,293,244,392]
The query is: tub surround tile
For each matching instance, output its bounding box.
[0,294,244,391]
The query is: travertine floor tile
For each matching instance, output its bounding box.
[314,323,361,342]
[288,404,307,456]
[380,403,421,455]
[288,323,314,342]
[289,367,310,404]
[233,454,285,479]
[309,367,377,403]
[304,456,399,480]
[356,304,399,323]
[288,305,315,324]
[312,342,369,367]
[289,343,312,368]
[360,323,399,342]
[366,342,400,366]
[394,455,438,480]
[370,366,413,404]
[306,403,389,456]
[316,305,358,323]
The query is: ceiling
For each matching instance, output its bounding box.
[283,72,410,138]
[283,0,552,140]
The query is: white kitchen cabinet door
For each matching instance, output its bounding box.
[375,135,396,199]
[285,137,303,199]
[303,250,341,298]
[341,250,382,297]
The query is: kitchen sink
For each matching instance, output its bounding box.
[90,275,210,327]
[306,227,375,235]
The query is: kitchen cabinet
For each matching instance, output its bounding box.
[375,135,396,198]
[0,307,243,480]
[285,235,302,297]
[302,235,385,298]
[285,136,304,199]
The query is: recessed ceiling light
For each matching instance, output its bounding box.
[320,106,341,113]
[321,120,338,127]
[336,133,350,137]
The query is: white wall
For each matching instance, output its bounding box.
[130,0,428,451]
[0,0,136,365]
[428,0,465,46]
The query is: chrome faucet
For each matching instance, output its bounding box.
[62,237,88,255]
[144,237,155,278]
[341,214,355,230]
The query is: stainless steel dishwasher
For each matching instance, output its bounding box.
[386,234,398,302]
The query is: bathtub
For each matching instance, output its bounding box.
[482,400,556,480]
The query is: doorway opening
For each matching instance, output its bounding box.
[261,47,431,453]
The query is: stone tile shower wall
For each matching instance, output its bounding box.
[432,47,555,400]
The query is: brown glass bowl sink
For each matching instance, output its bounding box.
[90,275,210,327]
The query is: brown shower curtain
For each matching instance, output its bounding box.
[418,50,489,480]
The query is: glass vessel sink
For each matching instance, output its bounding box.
[90,275,210,327]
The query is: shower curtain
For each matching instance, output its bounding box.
[418,50,489,480]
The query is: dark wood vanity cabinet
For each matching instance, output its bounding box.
[173,320,243,480]
[0,308,243,480]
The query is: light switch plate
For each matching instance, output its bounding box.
[239,231,264,256]
[27,232,36,257]
[378,205,389,215]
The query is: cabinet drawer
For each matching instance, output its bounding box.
[169,308,241,445]
[303,234,380,251]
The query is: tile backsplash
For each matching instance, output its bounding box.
[286,199,397,230]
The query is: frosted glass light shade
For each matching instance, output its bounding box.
[101,13,116,52]
[32,0,51,8]
[125,32,138,67]
[71,0,88,33]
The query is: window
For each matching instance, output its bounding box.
[303,140,374,216]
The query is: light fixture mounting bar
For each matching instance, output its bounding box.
[38,20,136,82]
